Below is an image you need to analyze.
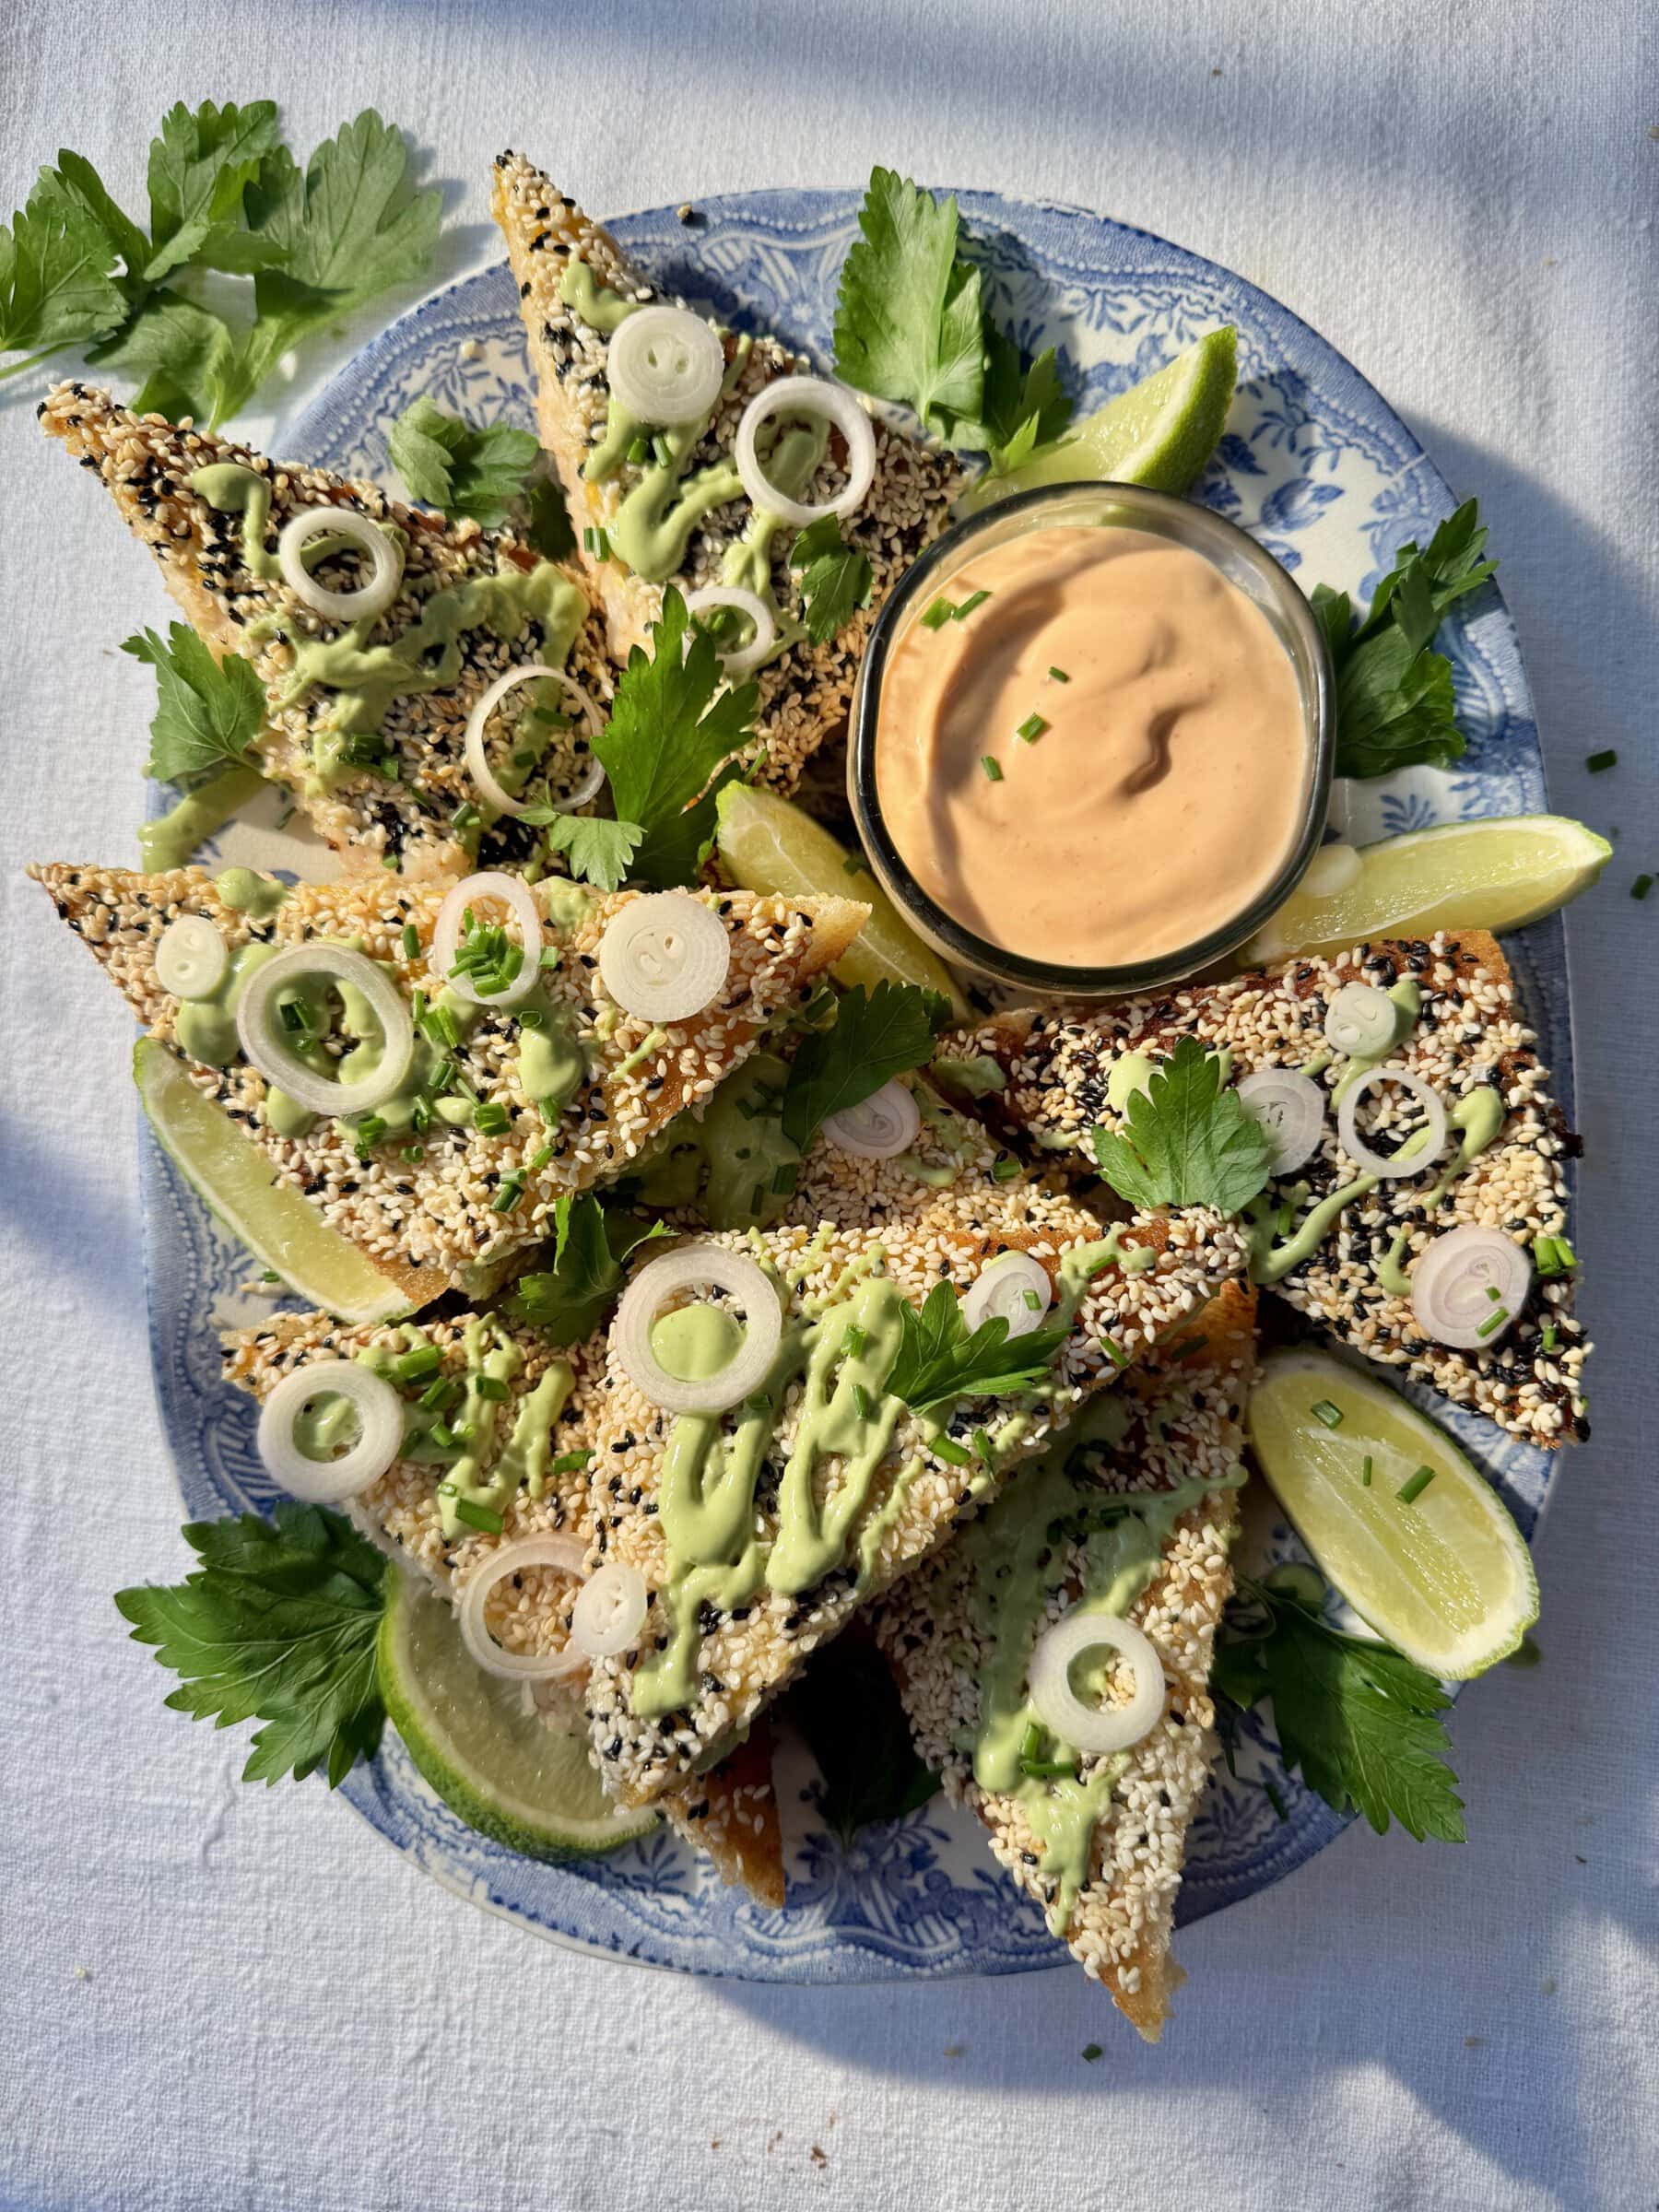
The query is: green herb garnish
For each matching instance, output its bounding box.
[920,596,957,630]
[888,1280,1067,1416]
[1311,1399,1344,1429]
[779,981,947,1151]
[980,754,1003,782]
[505,1194,667,1343]
[1016,712,1048,745]
[1585,749,1618,773]
[790,514,874,643]
[951,588,991,620]
[1089,1038,1274,1214]
[1396,1465,1436,1504]
[452,1497,504,1535]
[387,395,539,526]
[122,623,265,783]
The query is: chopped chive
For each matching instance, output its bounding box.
[1633,874,1653,900]
[1585,749,1618,772]
[651,436,670,470]
[491,1175,525,1214]
[933,1434,971,1466]
[429,1422,456,1450]
[1361,1455,1373,1487]
[980,754,1003,782]
[744,1393,773,1415]
[1477,1306,1510,1338]
[771,1162,799,1195]
[1019,1722,1041,1763]
[853,1382,874,1420]
[452,801,480,834]
[401,924,420,959]
[452,1498,504,1535]
[353,1114,387,1157]
[278,1000,308,1034]
[1082,2043,1104,2064]
[473,1100,511,1135]
[1016,712,1049,745]
[626,435,649,465]
[549,1450,592,1477]
[517,1008,545,1030]
[1310,1398,1344,1429]
[527,1142,554,1171]
[951,588,992,620]
[1047,665,1071,683]
[921,596,957,630]
[1100,1336,1129,1369]
[1396,1465,1436,1505]
[476,1376,511,1402]
[992,1155,1020,1182]
[392,1345,441,1382]
[1022,1288,1042,1311]
[259,1270,281,1284]
[1486,1284,1502,1300]
[1542,1323,1559,1351]
[973,1428,994,1465]
[418,1376,454,1411]
[842,1323,867,1358]
[1021,1758,1079,1780]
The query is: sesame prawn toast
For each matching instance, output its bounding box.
[489,154,964,796]
[29,862,866,1309]
[221,1307,785,1902]
[939,933,1588,1448]
[40,384,612,879]
[582,1204,1249,1809]
[876,1284,1256,2042]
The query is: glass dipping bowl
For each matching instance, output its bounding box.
[848,480,1335,1000]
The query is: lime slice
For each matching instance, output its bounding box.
[1243,814,1612,966]
[377,1566,655,1858]
[135,1036,410,1326]
[1247,1348,1537,1678]
[714,782,969,1019]
[960,325,1238,512]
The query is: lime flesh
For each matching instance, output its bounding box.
[1244,815,1612,966]
[960,325,1238,512]
[377,1566,656,1859]
[135,1037,409,1325]
[1247,1348,1537,1679]
[714,782,969,1018]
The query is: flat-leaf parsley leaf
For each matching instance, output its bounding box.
[780,982,948,1151]
[388,394,541,526]
[888,1279,1067,1417]
[790,514,874,643]
[1089,1038,1273,1215]
[122,621,265,782]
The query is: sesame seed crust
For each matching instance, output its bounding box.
[940,932,1590,1447]
[582,1203,1248,1808]
[877,1285,1256,2043]
[489,153,965,800]
[40,382,613,880]
[30,862,866,1303]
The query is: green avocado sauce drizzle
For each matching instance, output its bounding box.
[187,462,586,794]
[141,766,268,875]
[930,1396,1246,1935]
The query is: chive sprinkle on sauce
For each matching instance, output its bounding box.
[951,588,992,620]
[1311,1398,1344,1429]
[980,754,1004,782]
[1048,665,1071,683]
[1016,712,1049,744]
[921,596,957,630]
[1477,1306,1510,1337]
[1585,748,1618,772]
[1361,1455,1373,1487]
[1396,1465,1437,1505]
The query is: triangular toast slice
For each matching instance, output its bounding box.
[936,931,1588,1448]
[489,153,963,796]
[222,1306,783,1902]
[40,383,614,879]
[580,1201,1250,1809]
[30,861,865,1309]
[877,1283,1256,2041]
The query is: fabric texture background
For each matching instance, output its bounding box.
[1,3,1653,2206]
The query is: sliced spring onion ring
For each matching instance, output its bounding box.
[1237,1067,1326,1175]
[430,872,544,1008]
[961,1250,1053,1339]
[1028,1606,1166,1756]
[568,1561,650,1658]
[735,375,877,529]
[236,945,414,1116]
[276,505,402,624]
[463,664,605,818]
[1410,1223,1533,1348]
[457,1535,590,1683]
[821,1079,921,1160]
[598,893,730,1023]
[608,304,727,426]
[256,1361,403,1503]
[614,1244,782,1415]
[1302,841,1363,898]
[1324,981,1401,1057]
[682,585,777,677]
[1335,1065,1448,1180]
[156,913,228,999]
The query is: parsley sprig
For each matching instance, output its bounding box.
[1214,1575,1465,1841]
[387,395,540,528]
[888,1278,1067,1416]
[505,1194,666,1344]
[2,104,441,428]
[790,515,874,643]
[114,1504,388,1787]
[1089,1038,1273,1215]
[122,621,265,782]
[780,982,949,1151]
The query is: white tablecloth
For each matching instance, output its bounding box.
[3,5,1654,2206]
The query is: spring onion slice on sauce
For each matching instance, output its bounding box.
[236,945,415,1116]
[155,913,228,999]
[1237,1067,1326,1175]
[735,375,877,529]
[614,1245,782,1415]
[1324,981,1402,1058]
[276,506,403,624]
[961,1250,1053,1339]
[568,1561,650,1658]
[682,585,777,677]
[1028,1606,1166,1757]
[598,893,730,1022]
[607,305,726,427]
[464,665,605,818]
[1410,1223,1533,1348]
[430,872,545,1009]
[457,1535,590,1682]
[1335,1065,1448,1180]
[256,1361,403,1504]
[820,1078,921,1160]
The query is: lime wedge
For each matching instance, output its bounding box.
[1247,1348,1537,1678]
[714,782,969,1019]
[377,1566,656,1859]
[1243,815,1612,966]
[960,325,1238,512]
[135,1036,410,1326]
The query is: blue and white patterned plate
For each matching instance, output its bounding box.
[142,187,1571,1983]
